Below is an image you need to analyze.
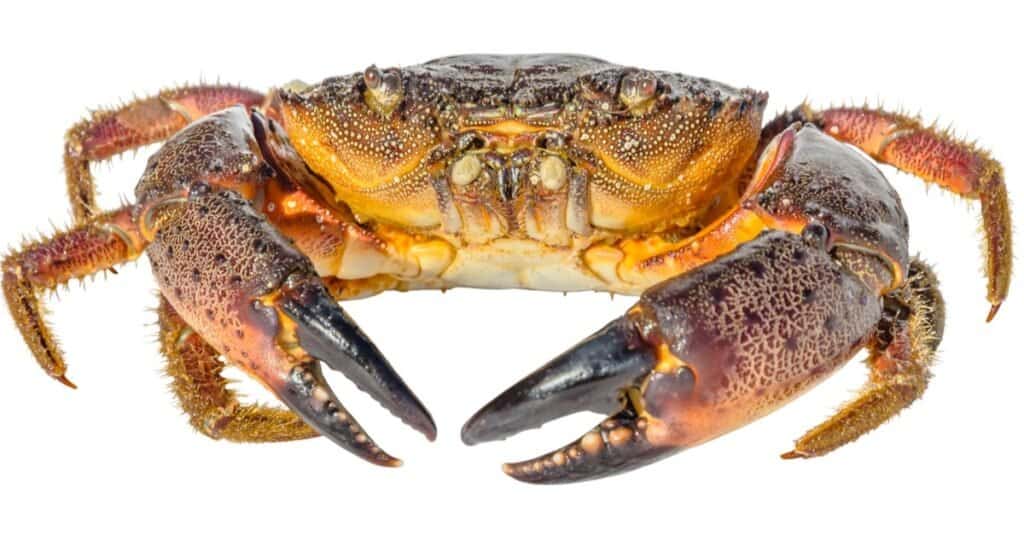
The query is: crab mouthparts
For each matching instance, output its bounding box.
[496,165,523,201]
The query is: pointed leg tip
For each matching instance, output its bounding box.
[460,411,523,445]
[55,374,77,389]
[986,303,1001,323]
[780,449,808,460]
[349,439,405,468]
[501,462,549,484]
[396,404,437,442]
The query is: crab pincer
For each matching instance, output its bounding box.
[139,108,434,465]
[465,230,883,483]
[150,187,434,465]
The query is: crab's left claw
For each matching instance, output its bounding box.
[462,315,684,484]
[499,409,679,484]
[461,318,655,446]
[465,230,886,483]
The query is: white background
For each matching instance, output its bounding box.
[1,1,1020,533]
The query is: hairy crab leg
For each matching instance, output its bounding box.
[64,85,265,222]
[2,205,147,387]
[782,260,945,459]
[776,105,1010,320]
[4,103,437,465]
[158,296,319,442]
[612,106,1010,322]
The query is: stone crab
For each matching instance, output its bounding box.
[3,55,1011,483]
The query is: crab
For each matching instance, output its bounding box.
[3,55,1012,483]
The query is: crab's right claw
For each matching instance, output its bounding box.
[244,272,436,467]
[146,177,434,467]
[277,280,437,441]
[273,359,403,467]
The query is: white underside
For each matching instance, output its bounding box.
[431,239,622,293]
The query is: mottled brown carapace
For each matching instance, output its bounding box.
[280,55,764,241]
[2,55,1011,484]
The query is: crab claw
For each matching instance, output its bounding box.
[499,409,678,484]
[463,317,682,483]
[245,273,434,466]
[462,318,655,445]
[465,230,889,483]
[145,168,435,466]
[278,280,437,441]
[273,359,402,467]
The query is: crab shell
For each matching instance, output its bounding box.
[275,54,767,294]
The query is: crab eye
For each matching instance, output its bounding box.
[619,70,659,111]
[363,65,382,89]
[363,65,404,117]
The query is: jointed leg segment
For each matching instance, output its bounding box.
[64,85,265,222]
[775,104,1010,319]
[157,296,317,442]
[6,105,437,466]
[782,260,945,459]
[2,206,147,387]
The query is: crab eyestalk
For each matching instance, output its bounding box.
[618,70,659,114]
[363,65,404,117]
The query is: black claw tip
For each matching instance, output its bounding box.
[462,318,655,445]
[275,362,401,467]
[280,280,436,441]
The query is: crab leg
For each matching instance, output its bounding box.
[64,85,265,222]
[782,260,945,459]
[792,105,1009,320]
[2,205,147,387]
[158,296,319,442]
[614,106,1010,322]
